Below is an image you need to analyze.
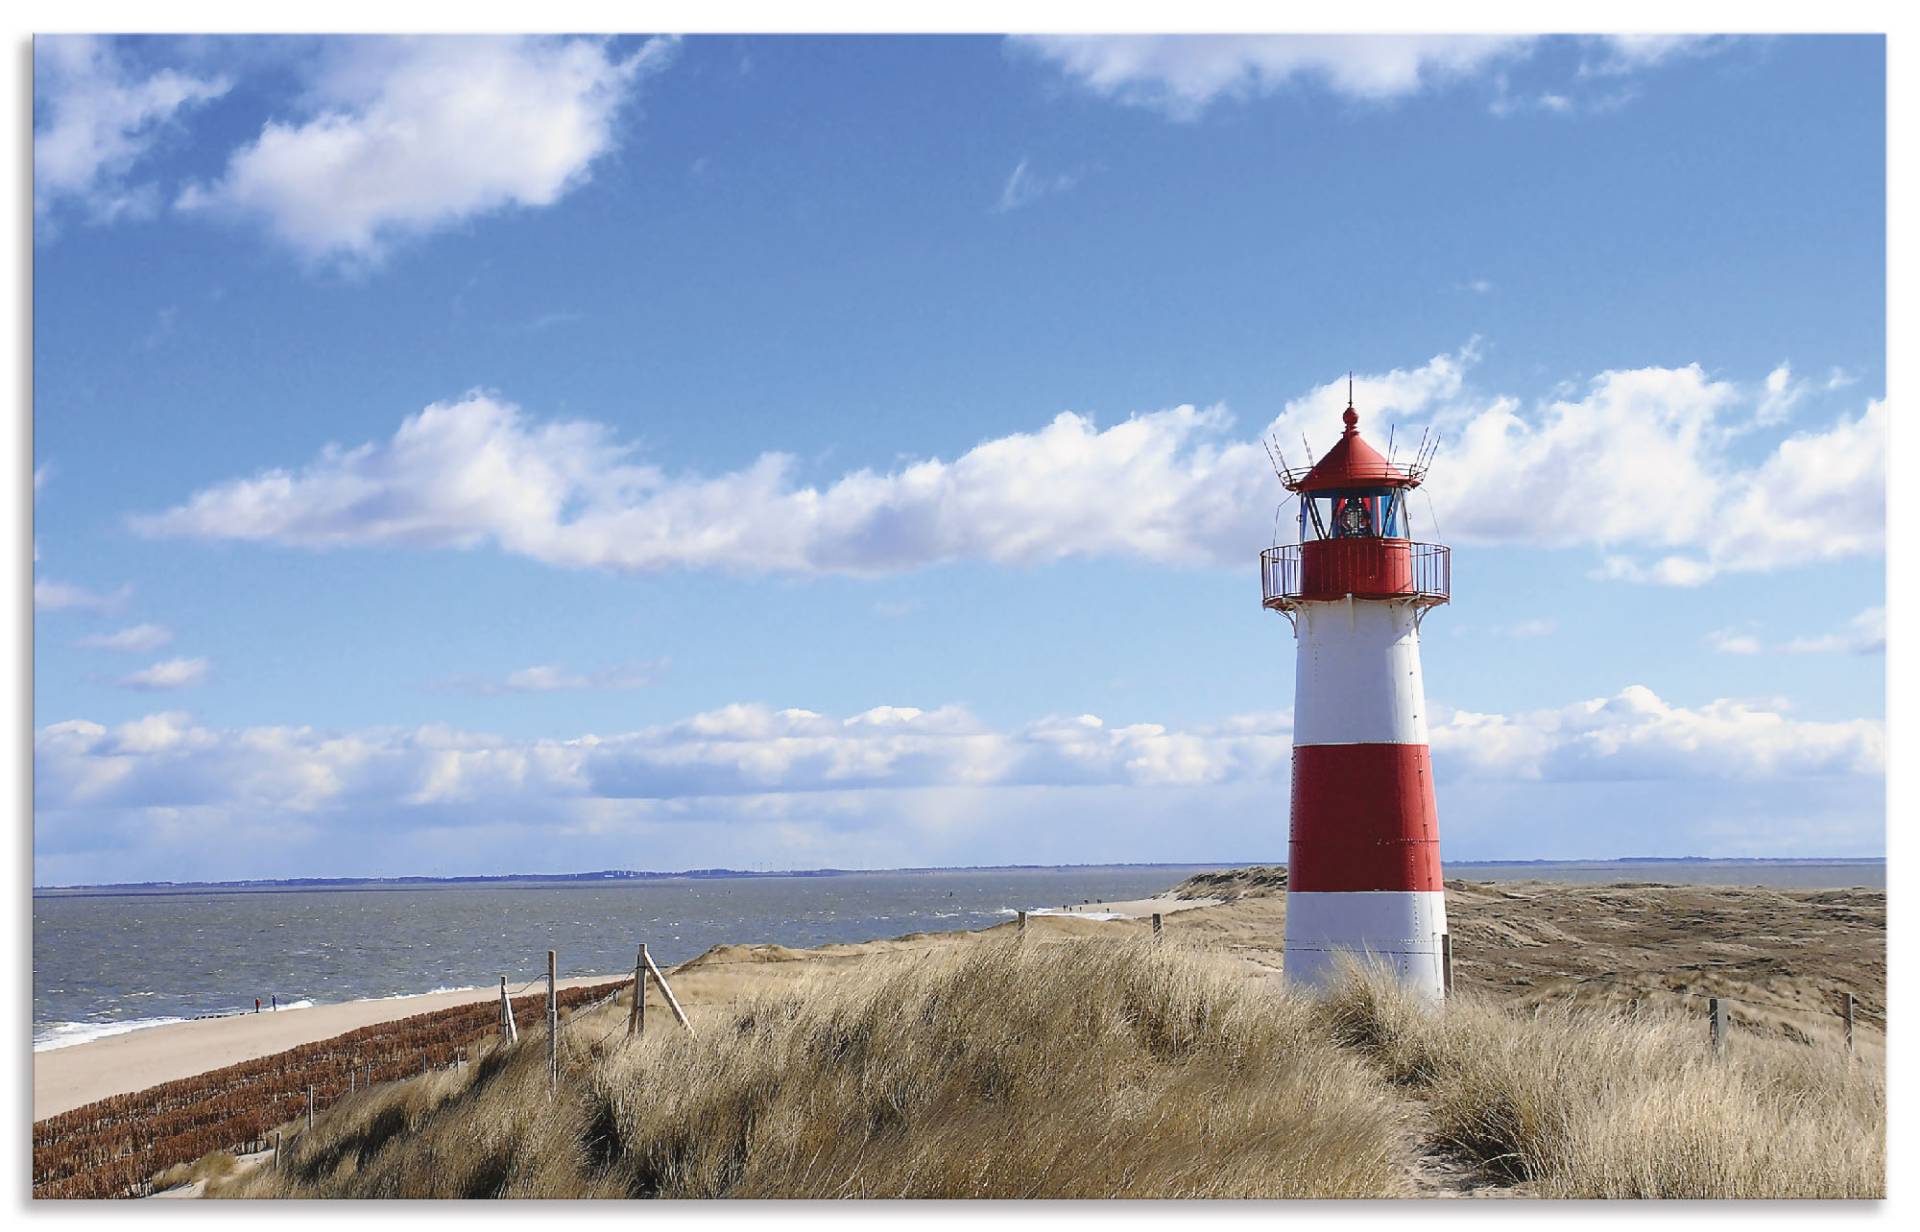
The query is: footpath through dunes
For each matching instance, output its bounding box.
[35,872,1887,1199]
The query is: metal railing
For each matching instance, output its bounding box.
[1261,541,1450,609]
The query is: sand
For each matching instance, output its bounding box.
[1025,893,1222,920]
[34,975,619,1121]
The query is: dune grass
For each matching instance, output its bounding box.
[213,939,1884,1200]
[216,938,1411,1199]
[151,1149,237,1193]
[1315,964,1885,1199]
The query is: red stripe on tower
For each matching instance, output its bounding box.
[1288,744,1442,893]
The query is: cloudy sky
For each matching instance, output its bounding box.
[31,33,1885,885]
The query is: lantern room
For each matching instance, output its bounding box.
[1261,401,1449,612]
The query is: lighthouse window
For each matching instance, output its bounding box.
[1302,490,1407,540]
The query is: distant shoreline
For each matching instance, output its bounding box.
[33,855,1887,897]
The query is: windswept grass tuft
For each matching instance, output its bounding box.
[1315,964,1885,1199]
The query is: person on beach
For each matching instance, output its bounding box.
[255,998,261,1014]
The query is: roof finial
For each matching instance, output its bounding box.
[1342,371,1358,432]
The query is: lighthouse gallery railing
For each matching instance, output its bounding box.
[1261,541,1450,610]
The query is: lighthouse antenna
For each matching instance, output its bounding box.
[1262,435,1290,484]
[1387,424,1396,460]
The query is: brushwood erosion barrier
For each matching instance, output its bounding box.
[33,978,626,1199]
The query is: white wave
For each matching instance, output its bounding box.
[34,1016,188,1051]
[363,985,476,1002]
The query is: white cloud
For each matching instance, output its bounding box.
[1583,35,1723,75]
[76,623,174,653]
[1706,628,1762,656]
[1503,618,1557,639]
[33,35,230,224]
[1430,686,1882,782]
[117,657,210,691]
[1753,361,1810,426]
[437,661,666,694]
[1437,373,1884,586]
[1780,606,1886,656]
[132,351,1884,587]
[32,687,1879,877]
[34,577,132,613]
[994,158,1080,213]
[1010,34,1534,117]
[176,36,676,261]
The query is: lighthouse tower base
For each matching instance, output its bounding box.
[1283,892,1447,1002]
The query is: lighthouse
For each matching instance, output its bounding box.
[1261,390,1451,1002]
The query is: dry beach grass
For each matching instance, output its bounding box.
[217,939,1415,1199]
[212,931,1885,1200]
[1320,967,1885,1198]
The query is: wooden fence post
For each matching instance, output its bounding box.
[641,947,697,1037]
[350,1069,356,1094]
[547,949,559,1095]
[628,945,648,1037]
[307,1084,315,1129]
[1709,997,1730,1056]
[1843,992,1856,1055]
[1441,933,1454,997]
[500,975,518,1043]
[1017,910,1027,936]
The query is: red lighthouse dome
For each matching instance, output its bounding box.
[1292,406,1416,492]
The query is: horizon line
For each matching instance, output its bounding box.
[31,854,1889,894]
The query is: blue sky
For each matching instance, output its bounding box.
[31,33,1886,884]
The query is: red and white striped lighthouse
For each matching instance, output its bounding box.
[1261,392,1451,1002]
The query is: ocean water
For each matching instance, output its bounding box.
[31,867,1195,1050]
[32,860,1883,1051]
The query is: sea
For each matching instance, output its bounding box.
[32,860,1883,1052]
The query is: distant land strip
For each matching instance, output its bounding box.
[32,856,1886,897]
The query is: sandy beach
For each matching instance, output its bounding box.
[34,975,618,1120]
[1023,893,1221,920]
